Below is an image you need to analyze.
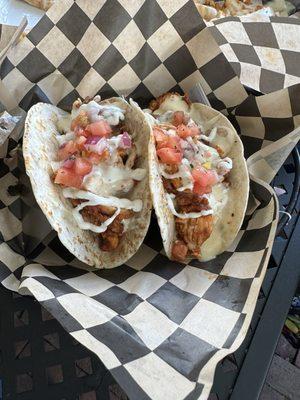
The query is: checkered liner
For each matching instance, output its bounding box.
[0,1,299,399]
[209,13,300,93]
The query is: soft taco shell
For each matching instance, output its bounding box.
[23,98,152,269]
[148,103,249,261]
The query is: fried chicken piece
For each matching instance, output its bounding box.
[175,215,213,256]
[118,209,134,220]
[164,164,179,174]
[100,233,119,251]
[71,111,89,130]
[70,198,83,207]
[70,199,134,251]
[80,206,108,226]
[176,192,210,213]
[149,92,190,112]
[97,205,117,216]
[162,165,182,192]
[171,240,188,262]
[162,178,178,194]
[171,178,182,189]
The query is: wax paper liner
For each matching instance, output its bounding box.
[208,11,300,93]
[0,1,299,399]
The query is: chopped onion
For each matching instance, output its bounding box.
[217,157,232,175]
[63,158,75,169]
[120,132,132,149]
[85,137,108,154]
[85,135,101,145]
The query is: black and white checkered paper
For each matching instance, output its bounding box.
[0,1,299,399]
[209,12,300,93]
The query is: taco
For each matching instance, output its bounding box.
[146,93,249,262]
[23,96,152,268]
[194,0,268,22]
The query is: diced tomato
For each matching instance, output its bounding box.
[63,158,75,169]
[153,128,182,152]
[75,135,87,150]
[177,124,192,139]
[166,135,181,150]
[172,111,185,127]
[177,124,199,139]
[74,158,92,176]
[193,182,212,196]
[87,150,109,164]
[54,168,82,188]
[192,167,218,188]
[74,126,90,138]
[86,120,112,137]
[58,140,78,161]
[157,147,182,164]
[153,128,169,148]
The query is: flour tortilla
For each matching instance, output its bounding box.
[22,0,54,11]
[148,103,249,261]
[23,98,152,269]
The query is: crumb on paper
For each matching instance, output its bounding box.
[194,0,270,21]
[0,111,21,146]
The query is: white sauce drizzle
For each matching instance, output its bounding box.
[217,157,233,175]
[166,193,213,219]
[62,188,142,233]
[72,101,125,126]
[74,205,120,234]
[56,131,75,145]
[177,182,194,192]
[83,165,146,197]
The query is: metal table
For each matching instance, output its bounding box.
[0,146,299,400]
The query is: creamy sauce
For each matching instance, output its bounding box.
[63,188,143,211]
[176,182,194,192]
[56,131,75,145]
[204,126,235,157]
[156,111,174,124]
[153,95,189,116]
[74,206,120,234]
[63,188,142,233]
[166,193,213,219]
[187,137,221,167]
[204,184,229,217]
[72,101,125,126]
[51,161,63,171]
[217,158,233,175]
[85,134,127,158]
[83,165,146,197]
[143,109,158,126]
